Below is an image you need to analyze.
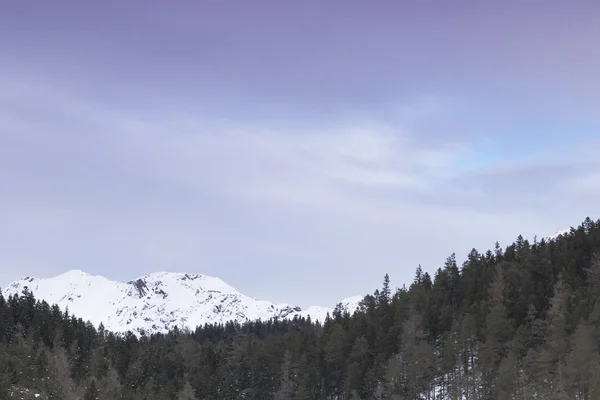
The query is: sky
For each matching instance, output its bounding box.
[1,1,600,308]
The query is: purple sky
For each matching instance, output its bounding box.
[1,1,600,307]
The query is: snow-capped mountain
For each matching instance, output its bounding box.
[2,270,363,336]
[545,227,572,241]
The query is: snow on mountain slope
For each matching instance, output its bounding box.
[301,295,364,318]
[545,227,573,241]
[2,270,363,336]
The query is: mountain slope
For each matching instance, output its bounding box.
[545,227,572,241]
[2,270,362,335]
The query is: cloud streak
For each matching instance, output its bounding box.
[3,80,594,308]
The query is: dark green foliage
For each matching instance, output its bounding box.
[1,217,600,398]
[84,380,99,400]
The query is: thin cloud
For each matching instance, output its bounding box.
[1,76,598,307]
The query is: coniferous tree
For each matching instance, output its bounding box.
[537,278,570,399]
[84,379,99,400]
[495,350,517,400]
[176,381,197,400]
[566,319,598,399]
[345,336,371,398]
[480,265,514,397]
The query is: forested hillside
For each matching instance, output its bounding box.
[2,217,600,399]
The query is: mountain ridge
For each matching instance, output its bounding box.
[1,228,570,337]
[2,269,363,336]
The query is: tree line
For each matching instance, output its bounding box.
[2,217,600,399]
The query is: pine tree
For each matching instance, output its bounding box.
[323,323,349,398]
[345,337,371,398]
[96,364,122,399]
[480,265,513,396]
[495,350,517,400]
[380,273,391,305]
[295,340,321,400]
[274,350,295,400]
[250,345,277,399]
[566,319,598,399]
[84,379,99,400]
[459,313,479,400]
[177,381,197,400]
[388,307,435,399]
[0,366,9,400]
[537,278,570,399]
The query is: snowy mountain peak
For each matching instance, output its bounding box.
[3,271,362,336]
[545,227,572,241]
[133,271,241,296]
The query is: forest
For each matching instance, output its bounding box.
[2,217,600,399]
